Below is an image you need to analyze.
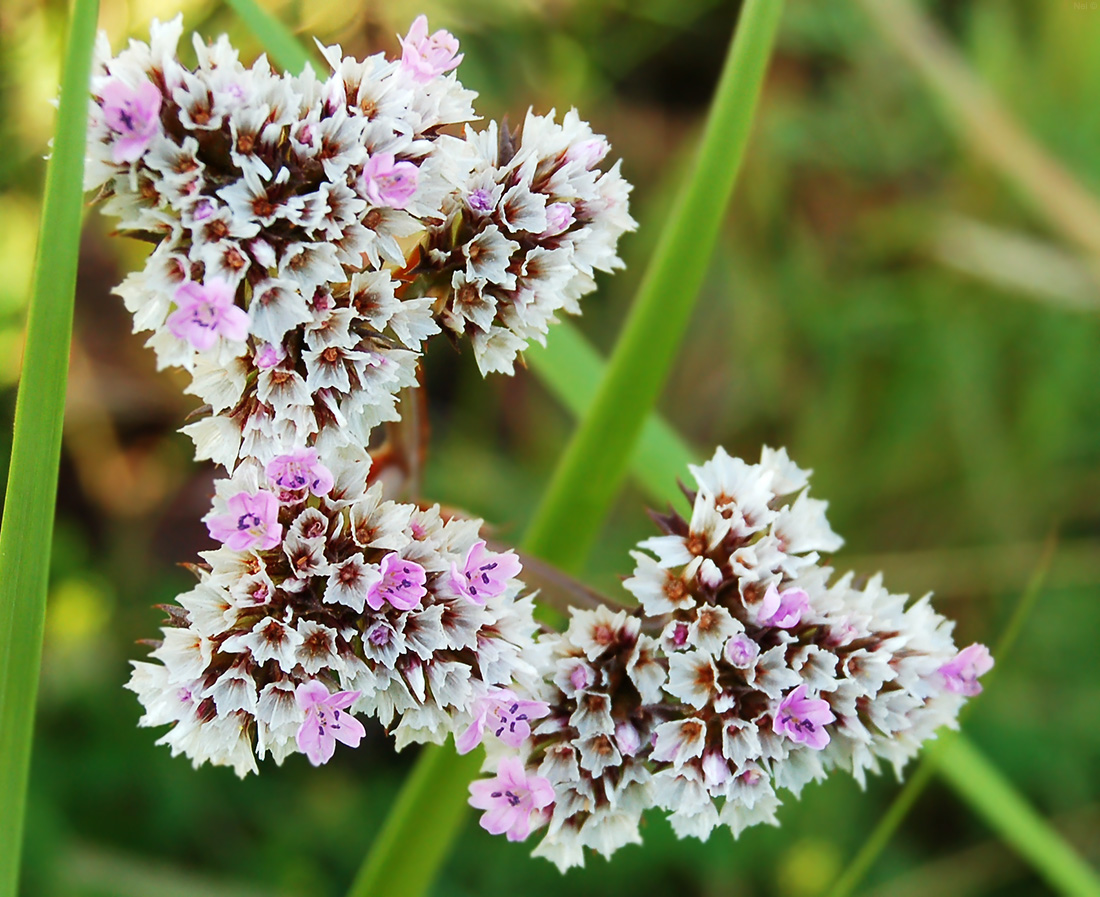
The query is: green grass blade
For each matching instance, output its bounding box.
[526,323,696,504]
[521,0,785,573]
[223,0,316,74]
[933,735,1100,897]
[0,0,99,892]
[346,748,482,897]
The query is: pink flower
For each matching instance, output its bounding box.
[255,342,286,370]
[366,552,427,611]
[455,688,551,754]
[266,449,334,498]
[399,15,463,83]
[100,78,162,163]
[361,153,419,209]
[294,680,365,766]
[758,584,810,629]
[166,280,249,351]
[467,188,494,214]
[468,757,555,842]
[774,684,835,750]
[724,633,760,669]
[207,491,282,551]
[449,540,522,605]
[939,643,994,696]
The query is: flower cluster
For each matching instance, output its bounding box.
[421,115,636,375]
[97,17,631,776]
[87,17,634,469]
[127,446,542,773]
[465,447,993,869]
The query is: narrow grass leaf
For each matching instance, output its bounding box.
[522,0,785,573]
[525,323,695,504]
[223,0,314,74]
[933,736,1100,897]
[0,0,99,892]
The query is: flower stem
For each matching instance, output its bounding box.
[0,0,99,892]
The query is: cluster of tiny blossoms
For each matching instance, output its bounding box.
[463,447,993,869]
[86,16,634,468]
[127,445,543,773]
[102,16,630,773]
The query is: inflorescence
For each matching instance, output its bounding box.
[92,15,990,869]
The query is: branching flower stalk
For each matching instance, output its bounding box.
[88,12,990,875]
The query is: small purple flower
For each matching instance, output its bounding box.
[266,449,334,498]
[540,202,575,237]
[191,199,215,222]
[399,15,463,83]
[166,279,249,351]
[724,633,760,669]
[207,491,282,551]
[361,153,419,209]
[467,187,494,214]
[100,78,162,164]
[939,643,994,696]
[366,552,427,611]
[468,756,555,842]
[255,342,286,370]
[294,680,365,766]
[456,688,551,754]
[758,584,810,629]
[449,540,522,605]
[774,684,835,750]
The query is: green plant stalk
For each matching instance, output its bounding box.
[0,0,99,892]
[934,736,1100,897]
[525,323,696,505]
[224,0,314,73]
[521,0,785,573]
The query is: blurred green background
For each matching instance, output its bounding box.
[2,0,1099,894]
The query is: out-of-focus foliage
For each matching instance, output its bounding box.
[2,0,1099,895]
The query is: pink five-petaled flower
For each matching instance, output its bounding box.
[361,153,419,209]
[166,279,249,351]
[294,681,365,766]
[399,15,463,83]
[758,584,811,629]
[468,756,555,842]
[455,688,551,754]
[265,449,334,498]
[207,491,282,551]
[774,684,835,750]
[100,78,162,164]
[449,540,522,605]
[366,552,427,611]
[939,643,994,696]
